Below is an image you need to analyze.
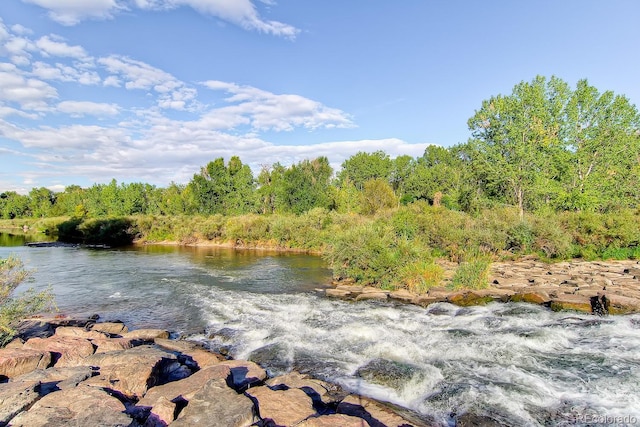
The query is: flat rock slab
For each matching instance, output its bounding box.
[90,322,129,336]
[154,338,224,369]
[8,384,132,427]
[12,366,95,394]
[54,326,106,340]
[23,336,95,367]
[172,379,255,427]
[0,348,51,379]
[298,414,372,427]
[0,380,40,425]
[246,385,315,426]
[123,329,170,341]
[81,345,178,399]
[139,364,231,407]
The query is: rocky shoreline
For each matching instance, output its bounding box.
[322,259,640,315]
[0,316,436,427]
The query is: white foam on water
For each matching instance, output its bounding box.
[190,288,640,425]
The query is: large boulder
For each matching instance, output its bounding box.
[154,338,225,369]
[0,380,40,425]
[246,385,316,426]
[218,360,267,391]
[8,384,132,427]
[23,336,95,367]
[81,345,181,399]
[54,326,106,340]
[265,371,338,405]
[355,358,422,390]
[123,329,170,341]
[172,379,255,427]
[12,366,95,394]
[0,348,51,379]
[137,364,232,424]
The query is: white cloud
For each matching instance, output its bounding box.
[21,0,298,38]
[168,0,299,38]
[103,76,121,87]
[10,25,33,36]
[203,80,354,131]
[1,120,129,149]
[31,61,101,85]
[57,101,120,117]
[22,0,122,26]
[35,35,87,58]
[98,55,195,110]
[0,71,57,110]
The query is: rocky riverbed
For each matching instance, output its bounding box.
[0,316,437,427]
[323,259,640,315]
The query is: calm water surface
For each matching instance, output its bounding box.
[2,232,639,426]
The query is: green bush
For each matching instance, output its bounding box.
[449,257,491,290]
[1,256,54,346]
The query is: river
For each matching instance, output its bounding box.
[2,232,639,426]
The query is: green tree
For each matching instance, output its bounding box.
[338,151,393,190]
[282,157,333,214]
[361,178,397,214]
[1,256,54,346]
[561,79,640,210]
[0,192,30,219]
[28,187,56,218]
[467,76,571,219]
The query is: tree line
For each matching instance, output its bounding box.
[2,76,639,220]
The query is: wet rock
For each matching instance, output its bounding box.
[411,295,441,307]
[90,321,129,336]
[0,380,40,425]
[355,358,421,390]
[447,291,495,307]
[23,336,95,367]
[298,413,372,427]
[247,343,291,376]
[172,379,255,427]
[246,385,315,426]
[606,294,640,314]
[81,345,179,399]
[218,359,267,391]
[549,295,592,313]
[0,348,52,380]
[9,384,132,427]
[510,291,551,305]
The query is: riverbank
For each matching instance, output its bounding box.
[323,259,640,315]
[0,316,435,426]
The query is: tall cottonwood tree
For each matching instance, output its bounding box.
[561,80,640,210]
[468,76,572,219]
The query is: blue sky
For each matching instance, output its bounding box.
[1,0,639,193]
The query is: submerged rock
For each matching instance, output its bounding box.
[355,358,422,390]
